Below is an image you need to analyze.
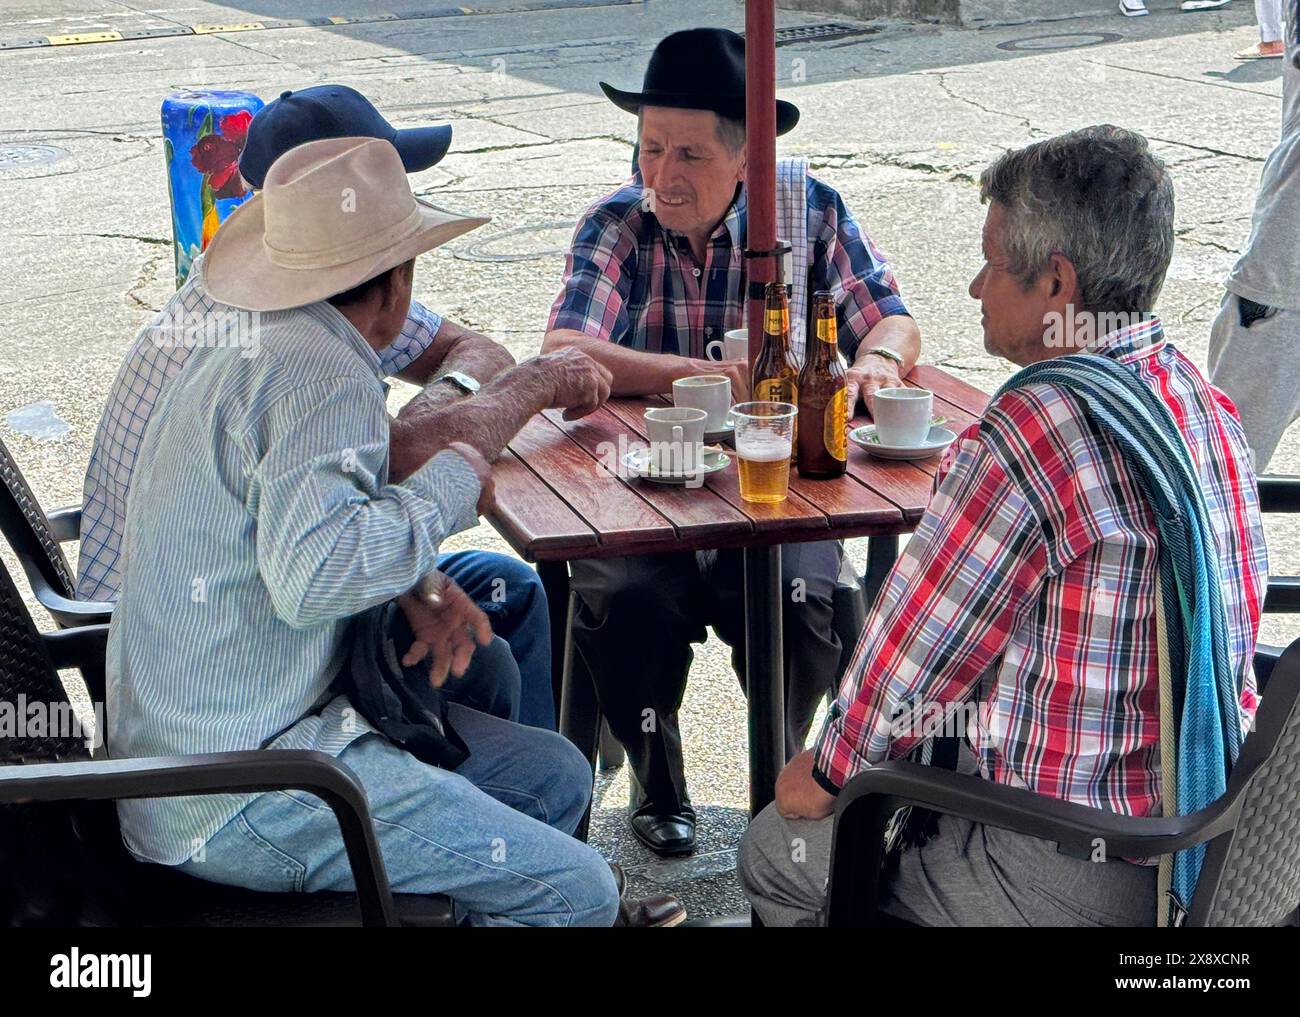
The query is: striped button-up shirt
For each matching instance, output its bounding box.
[813,320,1267,826]
[547,172,908,361]
[78,254,446,603]
[106,280,481,865]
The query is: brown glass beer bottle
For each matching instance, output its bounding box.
[796,290,848,478]
[753,280,800,460]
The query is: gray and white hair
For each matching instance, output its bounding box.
[979,125,1175,315]
[635,109,746,154]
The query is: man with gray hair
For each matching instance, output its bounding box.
[739,125,1267,926]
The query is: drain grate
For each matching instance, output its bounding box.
[996,32,1122,53]
[742,22,881,48]
[0,144,71,175]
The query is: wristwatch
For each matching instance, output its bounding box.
[435,370,480,395]
[859,346,906,368]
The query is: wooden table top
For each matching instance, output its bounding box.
[487,365,991,563]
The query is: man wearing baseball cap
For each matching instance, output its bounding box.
[102,135,685,925]
[81,85,566,732]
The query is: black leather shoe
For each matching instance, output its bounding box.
[608,863,686,927]
[629,804,696,857]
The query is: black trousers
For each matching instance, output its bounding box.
[569,541,843,814]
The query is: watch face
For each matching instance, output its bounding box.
[443,371,480,394]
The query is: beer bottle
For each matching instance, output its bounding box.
[753,280,800,460]
[797,290,848,478]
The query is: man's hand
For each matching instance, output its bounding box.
[846,353,903,420]
[447,440,495,515]
[679,357,751,403]
[533,347,613,420]
[775,749,837,821]
[397,580,492,687]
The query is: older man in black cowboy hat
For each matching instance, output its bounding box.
[543,27,922,856]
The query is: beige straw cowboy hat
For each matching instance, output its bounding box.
[204,136,488,312]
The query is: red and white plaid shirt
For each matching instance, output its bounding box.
[813,319,1268,822]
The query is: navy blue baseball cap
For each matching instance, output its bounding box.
[238,84,453,189]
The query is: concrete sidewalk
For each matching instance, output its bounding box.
[1,0,1295,919]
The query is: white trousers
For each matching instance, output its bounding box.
[1257,0,1284,43]
[1208,291,1300,472]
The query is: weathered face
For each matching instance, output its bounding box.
[637,106,746,238]
[968,203,1055,366]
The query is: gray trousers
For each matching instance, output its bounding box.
[1208,291,1300,472]
[739,747,1159,927]
[570,541,842,814]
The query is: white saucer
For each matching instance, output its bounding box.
[849,424,957,461]
[622,447,732,484]
[705,421,735,445]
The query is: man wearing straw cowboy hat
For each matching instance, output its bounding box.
[543,27,922,856]
[81,85,578,732]
[105,136,666,925]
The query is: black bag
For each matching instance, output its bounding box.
[340,600,470,771]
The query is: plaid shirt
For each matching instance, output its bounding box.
[77,254,444,602]
[547,171,909,362]
[813,319,1268,825]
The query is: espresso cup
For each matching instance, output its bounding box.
[644,406,707,474]
[672,374,732,432]
[873,387,933,447]
[706,328,750,363]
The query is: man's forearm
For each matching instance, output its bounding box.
[431,320,517,385]
[851,314,921,376]
[543,328,694,396]
[389,362,554,481]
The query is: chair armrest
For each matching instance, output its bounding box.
[1257,475,1300,513]
[0,750,398,927]
[826,760,1240,927]
[42,624,110,671]
[33,586,113,628]
[46,505,82,544]
[1264,577,1300,613]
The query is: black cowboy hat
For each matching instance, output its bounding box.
[599,27,800,136]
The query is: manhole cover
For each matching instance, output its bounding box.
[997,32,1122,53]
[453,222,575,263]
[0,144,72,176]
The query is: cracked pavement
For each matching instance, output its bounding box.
[2,0,1298,920]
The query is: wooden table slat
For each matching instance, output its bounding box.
[487,448,600,560]
[605,396,831,536]
[506,414,680,551]
[541,406,756,542]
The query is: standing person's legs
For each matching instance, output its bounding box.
[708,541,843,758]
[1208,292,1300,471]
[569,552,707,853]
[179,713,620,926]
[1258,0,1284,42]
[437,550,555,729]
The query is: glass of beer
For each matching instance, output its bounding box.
[730,401,796,503]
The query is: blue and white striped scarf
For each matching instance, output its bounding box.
[995,352,1240,918]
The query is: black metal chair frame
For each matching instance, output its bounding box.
[0,558,453,927]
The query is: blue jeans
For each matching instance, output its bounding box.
[437,551,555,730]
[178,704,618,926]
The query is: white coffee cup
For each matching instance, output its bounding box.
[873,387,933,447]
[706,328,749,363]
[644,406,707,473]
[672,374,732,432]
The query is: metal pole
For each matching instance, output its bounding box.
[744,0,777,373]
[745,545,784,817]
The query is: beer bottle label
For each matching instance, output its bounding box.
[765,308,789,335]
[824,388,848,461]
[754,377,795,404]
[817,315,837,345]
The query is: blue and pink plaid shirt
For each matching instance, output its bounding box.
[814,319,1268,827]
[547,172,909,361]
